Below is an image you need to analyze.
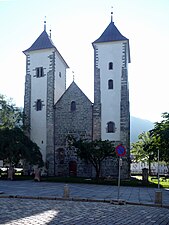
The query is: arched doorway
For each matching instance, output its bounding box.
[69,161,77,177]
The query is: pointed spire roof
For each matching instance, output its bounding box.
[93,21,128,44]
[23,21,69,67]
[23,30,55,53]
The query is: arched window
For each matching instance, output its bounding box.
[36,99,42,111]
[109,62,113,70]
[107,121,115,133]
[71,101,76,111]
[108,79,113,89]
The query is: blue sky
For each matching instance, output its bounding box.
[0,0,169,122]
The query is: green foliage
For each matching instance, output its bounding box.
[131,132,157,161]
[150,112,169,164]
[131,132,158,174]
[72,139,115,179]
[0,95,43,167]
[0,127,44,167]
[131,113,169,173]
[0,94,23,129]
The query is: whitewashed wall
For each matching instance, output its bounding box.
[54,51,67,103]
[97,42,124,141]
[28,48,67,161]
[29,49,52,161]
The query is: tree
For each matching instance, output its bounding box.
[71,138,115,179]
[0,127,43,167]
[0,94,23,129]
[150,112,169,167]
[0,94,43,168]
[131,132,157,175]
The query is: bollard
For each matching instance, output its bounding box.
[155,190,162,205]
[63,184,70,198]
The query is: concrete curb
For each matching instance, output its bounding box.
[0,195,168,208]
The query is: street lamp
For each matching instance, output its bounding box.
[157,149,160,189]
[0,103,2,125]
[155,148,162,205]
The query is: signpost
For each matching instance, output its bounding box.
[115,144,126,200]
[115,144,126,157]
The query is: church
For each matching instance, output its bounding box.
[23,13,131,178]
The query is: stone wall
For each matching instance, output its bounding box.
[24,54,31,136]
[46,52,55,175]
[54,81,93,176]
[120,42,130,178]
[93,46,101,140]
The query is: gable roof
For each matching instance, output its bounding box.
[93,21,128,44]
[23,30,55,53]
[54,81,92,107]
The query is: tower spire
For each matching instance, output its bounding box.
[111,6,113,22]
[44,16,46,31]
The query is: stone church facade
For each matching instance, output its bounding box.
[23,15,131,179]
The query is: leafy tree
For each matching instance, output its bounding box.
[150,112,169,167]
[0,94,43,168]
[0,94,23,129]
[71,138,115,179]
[0,127,43,167]
[131,131,157,174]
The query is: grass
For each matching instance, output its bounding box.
[132,175,169,188]
[149,176,169,188]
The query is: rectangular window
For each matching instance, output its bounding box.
[36,99,42,111]
[36,67,43,78]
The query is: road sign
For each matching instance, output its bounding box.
[115,144,126,157]
[115,145,126,200]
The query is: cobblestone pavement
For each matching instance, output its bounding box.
[0,181,169,224]
[0,180,169,205]
[0,198,169,225]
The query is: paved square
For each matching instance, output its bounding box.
[0,180,169,224]
[0,198,169,225]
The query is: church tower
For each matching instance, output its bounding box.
[92,13,130,160]
[23,21,68,174]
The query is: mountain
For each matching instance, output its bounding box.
[130,116,154,143]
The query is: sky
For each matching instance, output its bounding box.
[0,0,169,123]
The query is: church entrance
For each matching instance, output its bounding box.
[69,161,77,177]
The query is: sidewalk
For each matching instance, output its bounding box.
[0,180,169,207]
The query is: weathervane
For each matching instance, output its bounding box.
[44,16,47,31]
[49,24,52,38]
[72,71,75,81]
[111,6,113,22]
